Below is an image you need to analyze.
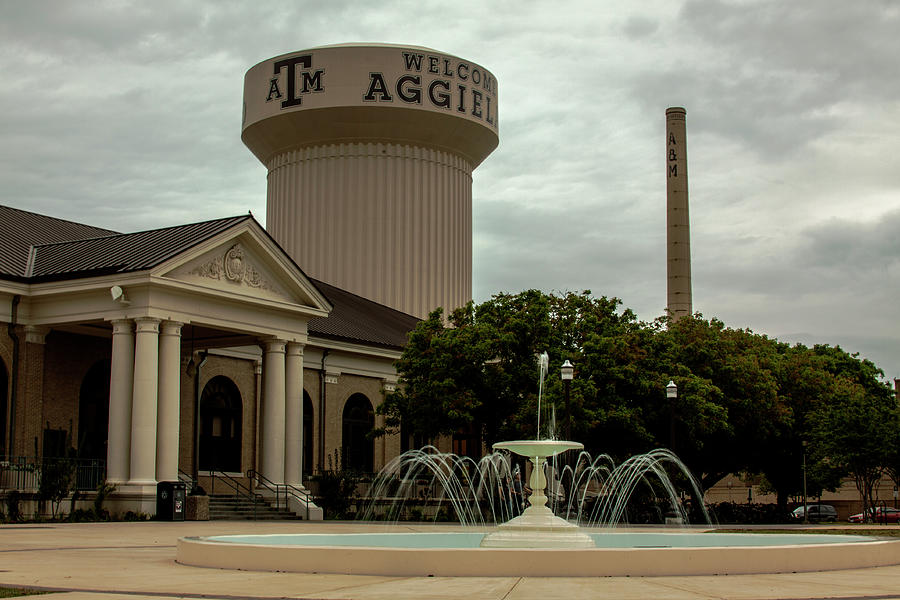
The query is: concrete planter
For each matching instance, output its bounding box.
[186,495,209,521]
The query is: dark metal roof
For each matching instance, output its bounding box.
[1,204,419,350]
[26,215,253,281]
[308,279,420,350]
[0,205,118,278]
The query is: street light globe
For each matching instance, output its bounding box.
[561,360,574,380]
[666,380,677,399]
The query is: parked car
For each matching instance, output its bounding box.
[848,506,900,523]
[790,504,837,523]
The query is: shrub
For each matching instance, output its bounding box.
[707,501,791,524]
[122,510,151,521]
[38,453,77,519]
[92,482,116,520]
[4,491,23,523]
[313,450,362,519]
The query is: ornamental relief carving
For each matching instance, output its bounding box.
[190,244,274,291]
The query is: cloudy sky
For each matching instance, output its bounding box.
[1,1,898,379]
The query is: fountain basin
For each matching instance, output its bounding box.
[176,530,900,577]
[482,439,593,548]
[493,439,583,457]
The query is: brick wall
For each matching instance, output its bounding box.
[1,330,12,454]
[41,331,110,455]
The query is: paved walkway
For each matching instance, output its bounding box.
[2,521,900,599]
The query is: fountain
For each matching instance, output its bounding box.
[176,352,900,576]
[480,439,593,548]
[357,352,708,535]
[480,352,592,547]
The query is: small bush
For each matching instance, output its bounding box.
[4,491,23,523]
[70,508,95,522]
[122,510,151,522]
[313,450,362,519]
[707,501,791,524]
[92,482,116,520]
[38,453,77,519]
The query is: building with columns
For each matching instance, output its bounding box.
[0,205,418,517]
[1,43,499,518]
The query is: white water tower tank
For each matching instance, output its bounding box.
[242,44,500,318]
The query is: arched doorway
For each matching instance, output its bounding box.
[342,393,374,473]
[303,390,313,477]
[77,360,110,460]
[199,376,242,473]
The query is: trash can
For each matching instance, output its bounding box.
[157,481,186,521]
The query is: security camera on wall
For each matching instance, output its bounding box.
[110,285,130,305]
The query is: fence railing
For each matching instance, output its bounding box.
[178,468,198,494]
[207,469,265,519]
[247,469,312,520]
[0,456,106,492]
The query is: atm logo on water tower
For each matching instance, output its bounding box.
[265,54,325,108]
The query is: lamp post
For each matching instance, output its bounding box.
[666,380,677,451]
[802,440,808,525]
[561,360,574,440]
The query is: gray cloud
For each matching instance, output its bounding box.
[0,0,897,377]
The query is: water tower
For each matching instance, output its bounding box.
[242,44,500,318]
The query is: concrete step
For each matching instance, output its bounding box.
[206,494,300,520]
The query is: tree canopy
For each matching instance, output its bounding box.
[377,289,898,509]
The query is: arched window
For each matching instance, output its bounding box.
[303,390,313,476]
[342,393,374,473]
[199,376,242,473]
[1,359,8,456]
[77,360,110,460]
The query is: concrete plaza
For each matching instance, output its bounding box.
[3,521,900,599]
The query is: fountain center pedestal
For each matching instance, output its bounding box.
[480,440,595,548]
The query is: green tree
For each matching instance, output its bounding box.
[377,290,638,451]
[757,344,845,511]
[810,375,897,521]
[379,289,897,524]
[649,316,784,493]
[376,304,498,443]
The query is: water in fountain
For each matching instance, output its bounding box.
[360,351,711,529]
[357,445,712,527]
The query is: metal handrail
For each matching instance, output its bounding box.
[1,456,105,492]
[207,470,264,520]
[246,469,311,520]
[177,468,198,494]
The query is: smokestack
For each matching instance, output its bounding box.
[666,107,692,321]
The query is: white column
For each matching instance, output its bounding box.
[129,317,160,486]
[107,319,134,484]
[156,320,183,483]
[261,339,287,485]
[284,342,305,487]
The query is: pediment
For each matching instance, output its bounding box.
[161,235,325,310]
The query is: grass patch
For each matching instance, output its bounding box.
[711,528,900,537]
[0,589,55,597]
